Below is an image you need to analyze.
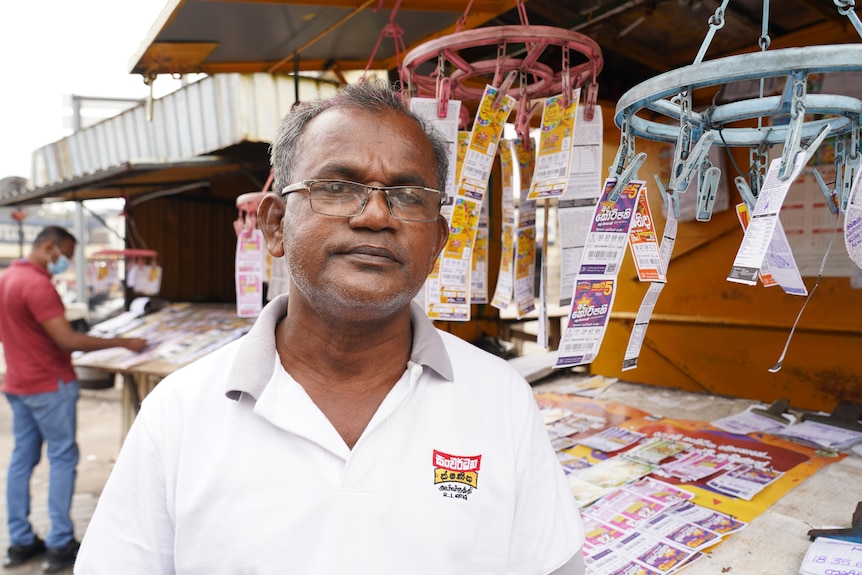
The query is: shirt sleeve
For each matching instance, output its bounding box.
[28,278,66,325]
[506,379,585,575]
[75,395,176,574]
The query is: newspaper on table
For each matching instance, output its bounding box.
[711,404,796,435]
[777,419,862,451]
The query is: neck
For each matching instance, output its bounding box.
[276,297,414,393]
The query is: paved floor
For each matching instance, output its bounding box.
[0,382,122,575]
[1,349,860,575]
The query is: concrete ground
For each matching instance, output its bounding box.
[1,345,860,575]
[0,379,122,575]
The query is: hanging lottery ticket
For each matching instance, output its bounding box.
[579,178,644,277]
[528,89,581,200]
[627,188,665,283]
[735,203,807,295]
[408,97,462,199]
[430,85,515,321]
[845,163,862,269]
[491,140,517,310]
[555,277,616,368]
[513,137,538,318]
[727,154,806,285]
[622,205,678,371]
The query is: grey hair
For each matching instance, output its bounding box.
[269,78,449,194]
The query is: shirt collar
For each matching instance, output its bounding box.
[225,293,454,401]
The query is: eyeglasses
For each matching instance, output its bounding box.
[281,179,446,223]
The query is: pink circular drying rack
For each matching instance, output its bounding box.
[399,24,603,128]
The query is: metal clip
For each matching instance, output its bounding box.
[669,131,715,192]
[844,151,861,212]
[697,165,721,221]
[492,70,517,109]
[734,176,757,211]
[778,70,807,180]
[608,153,647,201]
[811,168,840,215]
[843,120,861,212]
[608,111,646,201]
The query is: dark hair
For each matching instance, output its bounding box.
[269,78,449,194]
[34,226,76,248]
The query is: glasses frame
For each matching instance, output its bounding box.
[280,179,447,223]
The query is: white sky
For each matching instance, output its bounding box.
[0,0,181,180]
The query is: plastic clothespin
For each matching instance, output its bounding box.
[436,76,451,119]
[843,151,861,213]
[669,131,715,193]
[750,398,793,424]
[811,168,840,215]
[608,152,647,201]
[734,176,757,211]
[808,502,862,544]
[778,70,807,180]
[802,400,862,433]
[696,165,721,221]
[654,174,680,218]
[584,80,599,121]
[492,71,517,109]
[781,124,831,182]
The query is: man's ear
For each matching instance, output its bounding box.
[258,193,286,258]
[430,214,450,270]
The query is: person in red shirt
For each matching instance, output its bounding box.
[0,226,146,572]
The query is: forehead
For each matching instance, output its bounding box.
[294,107,436,184]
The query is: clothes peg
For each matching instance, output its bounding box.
[749,398,793,425]
[669,131,715,193]
[734,176,757,211]
[608,152,647,201]
[696,165,721,221]
[778,70,807,180]
[802,400,862,433]
[843,150,861,213]
[811,168,841,215]
[807,502,862,544]
[492,71,517,109]
[436,76,451,119]
[781,124,832,183]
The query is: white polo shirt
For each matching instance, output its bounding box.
[76,295,584,574]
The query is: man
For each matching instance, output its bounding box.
[0,226,147,573]
[75,80,585,574]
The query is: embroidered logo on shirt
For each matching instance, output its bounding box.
[433,450,481,500]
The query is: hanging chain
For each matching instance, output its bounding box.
[835,0,862,38]
[454,0,475,33]
[693,0,730,64]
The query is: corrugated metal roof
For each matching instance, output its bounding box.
[0,73,337,206]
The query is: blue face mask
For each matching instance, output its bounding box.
[48,249,71,275]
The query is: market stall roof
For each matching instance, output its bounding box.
[4,0,859,207]
[129,0,860,103]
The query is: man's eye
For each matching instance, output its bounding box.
[390,188,427,206]
[317,181,358,195]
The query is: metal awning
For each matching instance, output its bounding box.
[0,73,338,207]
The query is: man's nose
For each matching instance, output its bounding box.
[354,188,393,225]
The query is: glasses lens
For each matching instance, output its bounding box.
[387,188,442,222]
[304,180,442,221]
[307,181,365,217]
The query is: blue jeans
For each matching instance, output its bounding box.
[5,380,79,549]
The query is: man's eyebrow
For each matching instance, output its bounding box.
[311,164,430,187]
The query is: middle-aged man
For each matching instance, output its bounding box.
[75,79,585,574]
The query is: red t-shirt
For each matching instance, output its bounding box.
[0,260,76,394]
